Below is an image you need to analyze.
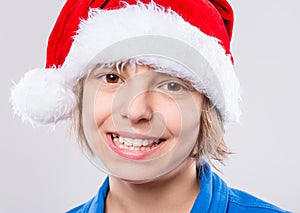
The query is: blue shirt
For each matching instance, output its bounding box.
[67,162,291,212]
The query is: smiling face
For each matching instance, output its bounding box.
[81,63,204,181]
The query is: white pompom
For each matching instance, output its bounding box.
[10,68,77,125]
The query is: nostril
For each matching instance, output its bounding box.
[127,108,153,123]
[121,102,153,123]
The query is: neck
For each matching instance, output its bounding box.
[105,159,200,213]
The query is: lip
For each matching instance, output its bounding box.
[106,133,166,160]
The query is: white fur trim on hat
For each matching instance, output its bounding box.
[10,68,76,125]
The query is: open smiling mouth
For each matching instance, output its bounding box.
[107,133,166,160]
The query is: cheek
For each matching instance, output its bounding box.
[82,82,114,129]
[93,91,115,127]
[153,96,201,138]
[180,107,201,141]
[160,106,182,136]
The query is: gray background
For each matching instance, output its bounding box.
[1,0,299,212]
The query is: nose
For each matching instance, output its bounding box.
[120,91,153,124]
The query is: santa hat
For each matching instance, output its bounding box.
[10,0,241,128]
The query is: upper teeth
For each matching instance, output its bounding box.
[112,134,158,147]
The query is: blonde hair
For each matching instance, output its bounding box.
[71,65,230,167]
[192,97,231,166]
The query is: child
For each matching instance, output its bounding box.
[10,0,291,212]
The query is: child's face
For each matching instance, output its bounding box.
[81,64,204,181]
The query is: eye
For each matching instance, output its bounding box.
[160,82,188,92]
[99,73,124,84]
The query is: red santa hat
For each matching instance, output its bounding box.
[10,0,241,128]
